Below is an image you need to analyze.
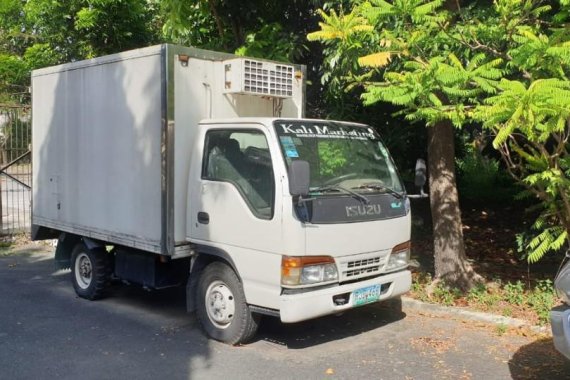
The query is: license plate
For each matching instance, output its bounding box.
[352,284,381,306]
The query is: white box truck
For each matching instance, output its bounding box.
[31,44,416,344]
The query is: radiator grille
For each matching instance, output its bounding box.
[338,252,388,282]
[347,257,381,268]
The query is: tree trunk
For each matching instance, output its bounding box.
[207,0,226,43]
[427,120,479,290]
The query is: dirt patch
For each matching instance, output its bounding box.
[410,336,456,354]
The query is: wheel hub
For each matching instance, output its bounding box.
[80,259,91,278]
[75,252,92,289]
[205,281,235,328]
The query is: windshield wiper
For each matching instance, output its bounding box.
[352,183,403,199]
[311,185,370,204]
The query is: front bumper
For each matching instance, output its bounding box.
[279,269,411,323]
[550,304,570,360]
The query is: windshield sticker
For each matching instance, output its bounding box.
[286,149,299,158]
[292,137,303,145]
[280,136,300,158]
[278,123,376,140]
[391,202,402,209]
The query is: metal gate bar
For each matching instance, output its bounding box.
[0,105,31,235]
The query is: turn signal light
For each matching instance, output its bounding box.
[281,256,338,286]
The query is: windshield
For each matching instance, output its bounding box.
[274,120,404,196]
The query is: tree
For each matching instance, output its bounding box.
[471,1,570,262]
[309,0,483,289]
[310,0,570,279]
[0,0,161,103]
[24,0,160,62]
[160,0,313,57]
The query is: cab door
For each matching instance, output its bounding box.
[187,124,283,306]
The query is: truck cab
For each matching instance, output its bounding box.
[186,118,411,342]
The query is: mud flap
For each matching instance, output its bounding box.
[54,233,81,270]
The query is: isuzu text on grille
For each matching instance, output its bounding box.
[346,204,382,217]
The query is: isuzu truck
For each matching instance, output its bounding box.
[31,44,415,344]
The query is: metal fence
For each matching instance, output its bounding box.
[0,105,31,235]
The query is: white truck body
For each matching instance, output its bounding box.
[32,45,303,256]
[32,44,412,343]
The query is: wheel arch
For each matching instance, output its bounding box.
[54,233,81,270]
[55,233,106,270]
[186,245,241,313]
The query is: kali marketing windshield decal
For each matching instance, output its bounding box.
[278,122,377,141]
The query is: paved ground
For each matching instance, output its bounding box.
[1,247,569,380]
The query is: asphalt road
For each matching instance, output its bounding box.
[1,247,569,380]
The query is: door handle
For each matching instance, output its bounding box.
[197,212,210,224]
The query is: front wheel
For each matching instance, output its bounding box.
[196,262,260,345]
[70,243,112,300]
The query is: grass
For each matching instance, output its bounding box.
[0,239,15,256]
[0,233,53,256]
[410,272,557,326]
[496,323,508,336]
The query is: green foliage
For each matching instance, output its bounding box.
[311,0,570,262]
[467,283,500,307]
[24,0,159,61]
[478,79,570,147]
[22,44,60,71]
[0,54,29,103]
[0,0,160,102]
[517,221,568,263]
[161,0,319,58]
[307,8,373,42]
[161,0,229,50]
[318,141,349,177]
[503,281,525,306]
[495,323,508,336]
[0,55,28,85]
[432,281,462,306]
[456,145,517,204]
[412,275,555,325]
[477,76,570,261]
[235,23,306,63]
[527,279,555,324]
[0,0,30,56]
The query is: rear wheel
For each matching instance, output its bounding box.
[196,261,260,345]
[71,243,111,300]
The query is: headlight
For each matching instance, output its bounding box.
[385,241,410,272]
[281,256,338,286]
[555,261,570,304]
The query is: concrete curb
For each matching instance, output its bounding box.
[400,296,550,335]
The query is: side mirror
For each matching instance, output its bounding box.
[414,158,427,188]
[288,160,310,197]
[408,158,428,199]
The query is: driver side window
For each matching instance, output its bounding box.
[202,129,275,220]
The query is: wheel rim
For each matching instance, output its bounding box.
[74,252,92,289]
[205,280,236,329]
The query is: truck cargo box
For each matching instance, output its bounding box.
[32,44,304,256]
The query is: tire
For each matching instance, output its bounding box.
[196,261,260,345]
[70,242,112,300]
